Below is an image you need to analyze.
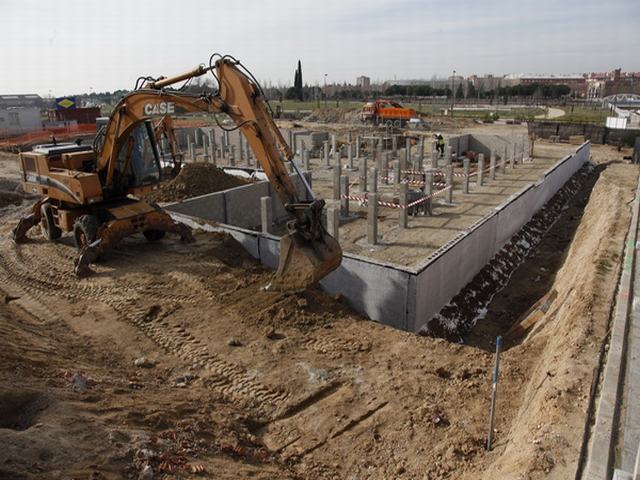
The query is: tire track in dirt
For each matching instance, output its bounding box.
[0,238,292,420]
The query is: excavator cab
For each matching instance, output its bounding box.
[111,121,162,194]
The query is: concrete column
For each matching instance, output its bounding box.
[392,135,398,156]
[367,193,378,245]
[405,137,411,166]
[399,151,407,177]
[355,135,361,159]
[431,141,438,168]
[519,141,525,163]
[229,145,236,166]
[333,159,342,200]
[187,135,193,160]
[446,165,454,204]
[369,167,378,193]
[189,142,196,162]
[246,139,252,166]
[418,137,424,171]
[477,153,485,187]
[340,175,349,216]
[463,158,470,194]
[394,161,401,189]
[194,128,200,147]
[239,135,245,163]
[489,150,496,180]
[399,183,408,228]
[424,172,433,216]
[347,143,354,170]
[359,156,368,193]
[300,141,306,161]
[510,144,516,169]
[260,196,273,234]
[202,135,210,163]
[220,133,227,160]
[445,146,452,167]
[376,142,383,172]
[331,134,337,162]
[209,130,217,166]
[326,207,339,243]
[288,130,294,151]
[383,152,390,185]
[303,150,310,172]
[501,146,508,174]
[323,140,330,167]
[432,145,439,169]
[347,131,352,143]
[224,130,230,148]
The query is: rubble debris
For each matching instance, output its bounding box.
[71,373,89,392]
[134,357,156,368]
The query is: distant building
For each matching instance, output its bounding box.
[502,73,587,95]
[0,106,42,136]
[467,75,502,92]
[0,94,43,109]
[586,69,640,98]
[356,76,371,89]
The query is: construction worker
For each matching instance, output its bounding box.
[435,133,445,158]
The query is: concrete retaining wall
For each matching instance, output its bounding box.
[170,142,590,333]
[165,172,311,229]
[448,133,529,158]
[410,142,590,331]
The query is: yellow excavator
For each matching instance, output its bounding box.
[13,54,342,288]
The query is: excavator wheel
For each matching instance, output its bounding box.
[73,215,100,251]
[40,203,62,241]
[143,229,166,242]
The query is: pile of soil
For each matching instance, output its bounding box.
[146,163,249,203]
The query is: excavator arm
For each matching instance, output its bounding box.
[95,58,341,288]
[153,115,182,176]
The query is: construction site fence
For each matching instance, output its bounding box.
[0,124,97,150]
[529,121,640,147]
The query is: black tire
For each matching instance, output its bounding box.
[73,215,100,251]
[393,120,402,128]
[143,229,166,242]
[40,203,62,241]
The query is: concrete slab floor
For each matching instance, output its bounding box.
[305,142,577,267]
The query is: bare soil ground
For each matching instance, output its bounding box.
[0,143,636,479]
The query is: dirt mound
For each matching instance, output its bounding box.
[146,163,249,203]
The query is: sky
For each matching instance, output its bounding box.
[2,0,639,96]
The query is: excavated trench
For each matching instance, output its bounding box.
[424,162,606,350]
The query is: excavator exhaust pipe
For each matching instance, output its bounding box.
[268,228,342,292]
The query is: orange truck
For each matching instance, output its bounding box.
[359,99,418,127]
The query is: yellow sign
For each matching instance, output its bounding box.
[56,97,75,109]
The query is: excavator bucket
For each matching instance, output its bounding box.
[268,230,342,291]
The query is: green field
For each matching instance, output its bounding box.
[551,106,610,124]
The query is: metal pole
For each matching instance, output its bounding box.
[487,336,503,451]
